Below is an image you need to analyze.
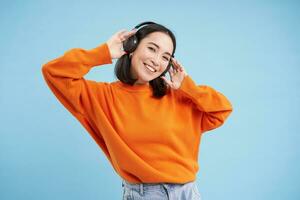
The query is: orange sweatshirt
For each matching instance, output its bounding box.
[41,43,233,184]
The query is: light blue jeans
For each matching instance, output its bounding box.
[121,179,202,200]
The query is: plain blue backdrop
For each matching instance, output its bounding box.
[1,0,299,199]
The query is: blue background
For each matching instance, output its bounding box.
[1,0,299,199]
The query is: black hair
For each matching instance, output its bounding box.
[114,23,177,98]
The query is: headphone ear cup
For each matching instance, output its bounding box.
[123,35,139,53]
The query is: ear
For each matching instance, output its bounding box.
[129,53,133,58]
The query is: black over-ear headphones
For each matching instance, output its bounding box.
[122,21,175,77]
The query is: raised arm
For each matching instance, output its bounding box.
[178,75,233,133]
[41,29,137,118]
[41,43,113,118]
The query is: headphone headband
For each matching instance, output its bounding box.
[123,21,158,53]
[134,21,157,30]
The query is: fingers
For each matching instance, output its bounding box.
[126,29,138,36]
[171,57,180,70]
[171,57,184,72]
[161,76,172,86]
[116,29,127,37]
[119,29,138,41]
[169,66,177,76]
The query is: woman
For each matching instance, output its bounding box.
[42,21,233,200]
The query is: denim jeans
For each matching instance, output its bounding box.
[121,179,202,200]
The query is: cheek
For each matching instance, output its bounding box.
[133,53,145,64]
[140,52,151,61]
[130,58,138,73]
[159,62,169,72]
[131,56,144,73]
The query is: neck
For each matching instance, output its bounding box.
[134,81,149,86]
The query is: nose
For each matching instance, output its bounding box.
[150,54,160,67]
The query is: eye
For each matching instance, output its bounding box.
[163,56,169,61]
[148,47,156,52]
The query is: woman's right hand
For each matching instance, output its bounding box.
[106,29,138,59]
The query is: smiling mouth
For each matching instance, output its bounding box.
[144,63,156,73]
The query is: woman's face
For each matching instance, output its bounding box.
[130,31,174,85]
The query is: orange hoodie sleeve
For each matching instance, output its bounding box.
[41,43,112,122]
[177,75,233,133]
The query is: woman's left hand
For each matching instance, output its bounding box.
[161,57,188,90]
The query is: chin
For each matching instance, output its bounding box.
[138,73,153,83]
[144,74,159,82]
[136,66,160,83]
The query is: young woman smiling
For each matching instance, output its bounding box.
[42,21,233,200]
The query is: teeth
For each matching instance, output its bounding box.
[145,64,156,72]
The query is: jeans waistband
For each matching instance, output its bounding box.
[122,179,163,195]
[121,179,195,196]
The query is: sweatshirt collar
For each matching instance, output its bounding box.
[115,81,152,92]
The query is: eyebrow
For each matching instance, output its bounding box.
[147,42,172,57]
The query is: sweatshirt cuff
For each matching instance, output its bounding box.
[178,75,198,93]
[178,75,233,112]
[177,75,208,105]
